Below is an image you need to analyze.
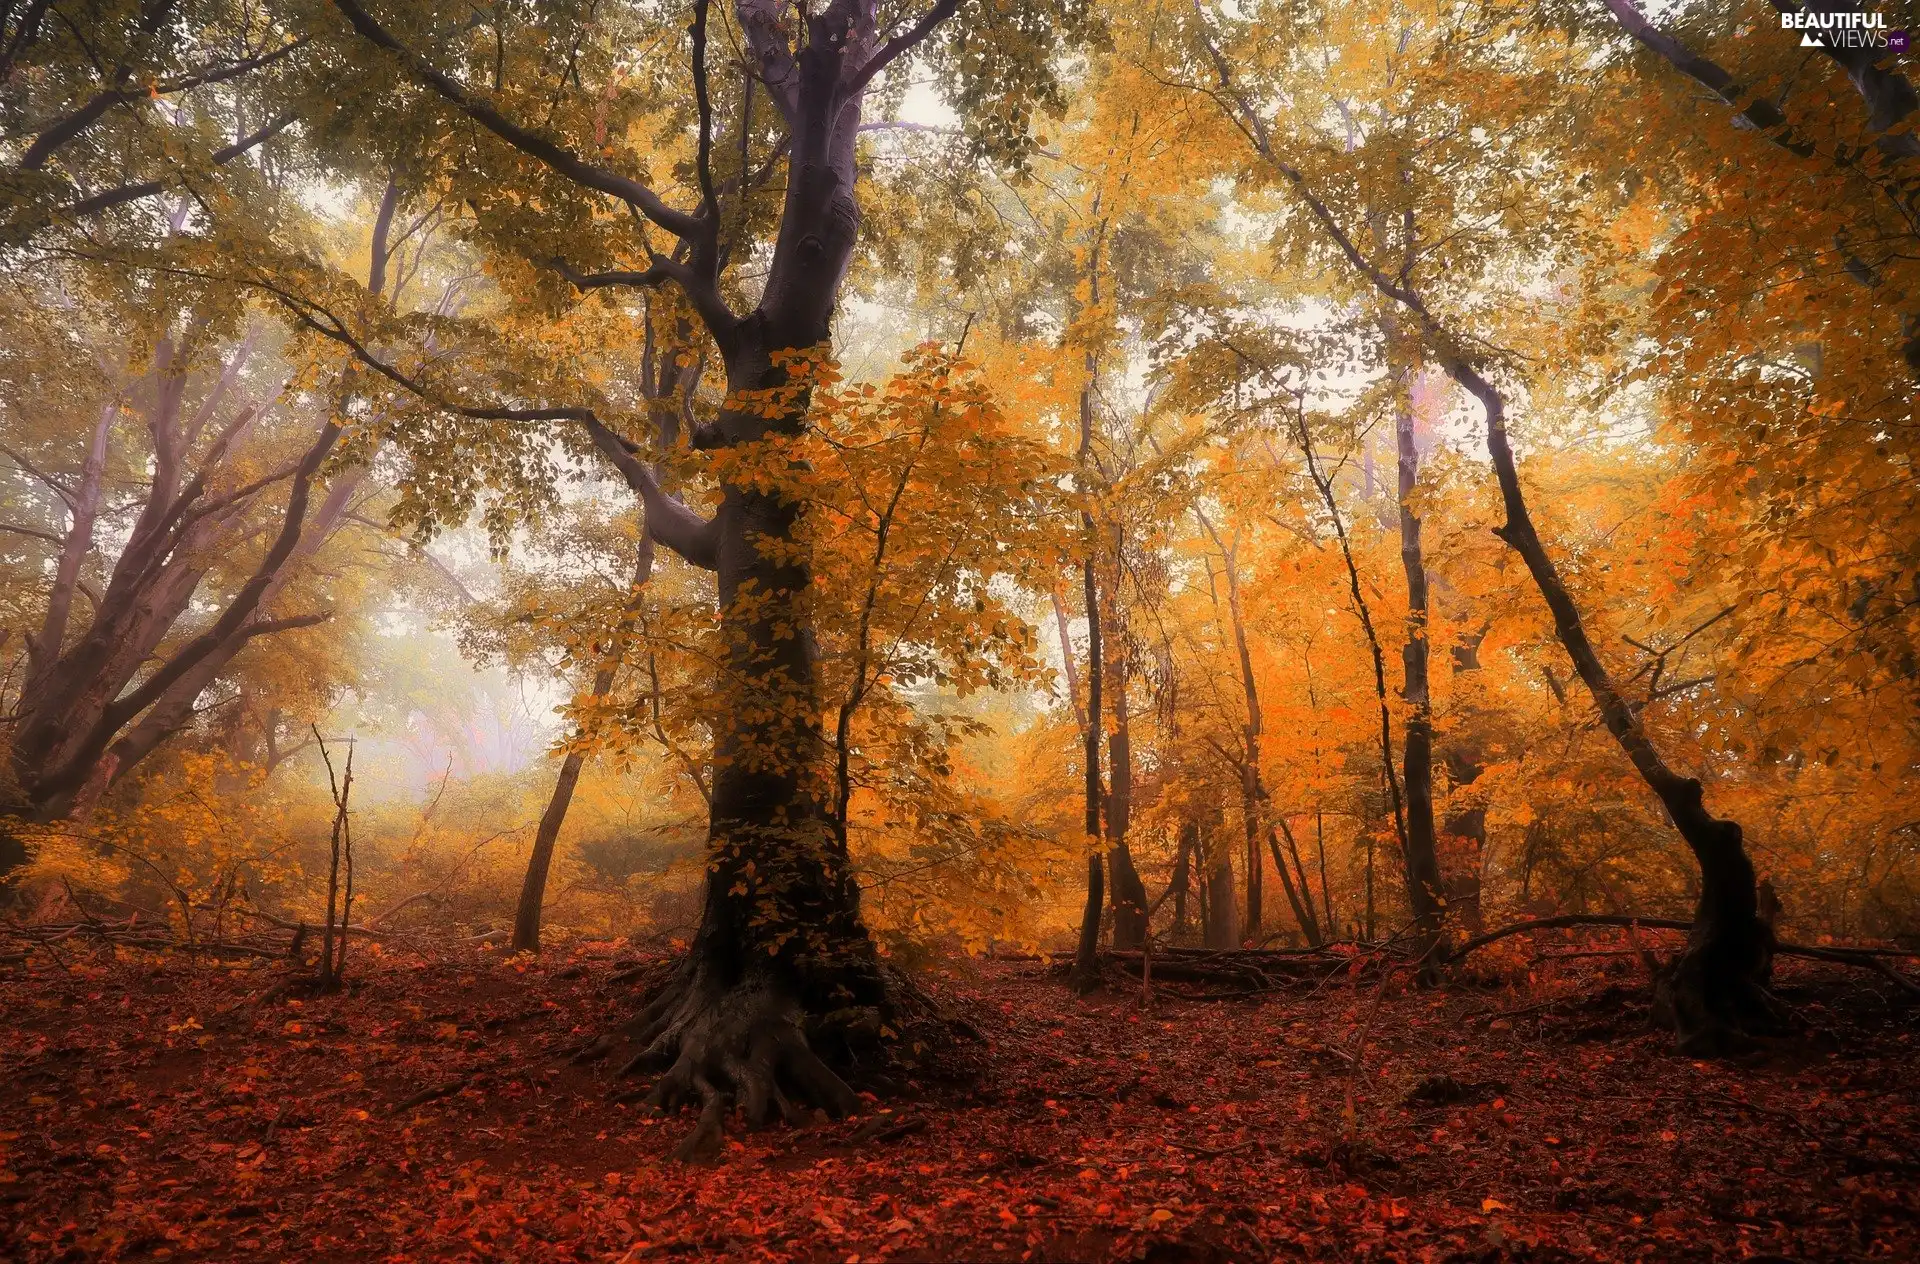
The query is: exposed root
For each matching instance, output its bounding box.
[601,956,975,1161]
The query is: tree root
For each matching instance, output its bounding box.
[592,957,975,1162]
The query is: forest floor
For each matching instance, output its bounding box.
[2,940,1916,1262]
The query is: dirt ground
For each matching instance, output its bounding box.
[2,942,1915,1262]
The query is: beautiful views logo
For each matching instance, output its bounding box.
[1778,8,1900,50]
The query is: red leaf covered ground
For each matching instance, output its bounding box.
[3,946,1915,1262]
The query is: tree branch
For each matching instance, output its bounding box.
[328,0,703,238]
[690,0,720,228]
[579,416,719,571]
[736,0,800,125]
[63,111,299,219]
[1601,0,1818,155]
[0,440,78,506]
[842,0,963,100]
[1769,0,1919,148]
[17,36,311,171]
[0,520,64,545]
[547,253,739,354]
[31,419,344,808]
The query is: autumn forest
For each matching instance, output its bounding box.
[3,0,1919,1259]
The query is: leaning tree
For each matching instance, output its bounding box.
[1163,0,1794,1047]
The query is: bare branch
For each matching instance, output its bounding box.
[251,277,723,572]
[546,255,674,291]
[547,252,739,353]
[0,440,78,507]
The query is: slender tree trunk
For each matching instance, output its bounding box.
[1241,777,1262,943]
[1442,633,1488,932]
[1104,553,1147,951]
[1316,812,1335,938]
[1171,823,1193,943]
[1050,585,1088,733]
[1292,405,1428,956]
[513,534,656,953]
[1072,853,1105,991]
[1204,524,1315,942]
[1365,821,1376,942]
[1105,724,1148,949]
[1194,842,1209,939]
[1392,356,1448,968]
[1269,818,1323,946]
[1071,254,1110,978]
[516,294,706,955]
[1072,552,1106,988]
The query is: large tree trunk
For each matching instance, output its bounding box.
[626,321,888,1155]
[1393,358,1447,968]
[325,0,969,1151]
[1201,819,1238,950]
[577,0,976,1157]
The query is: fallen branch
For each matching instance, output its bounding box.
[1447,915,1920,995]
[850,1113,927,1145]
[6,920,286,959]
[391,1076,477,1115]
[216,905,406,942]
[1445,915,1693,962]
[1781,945,1920,1000]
